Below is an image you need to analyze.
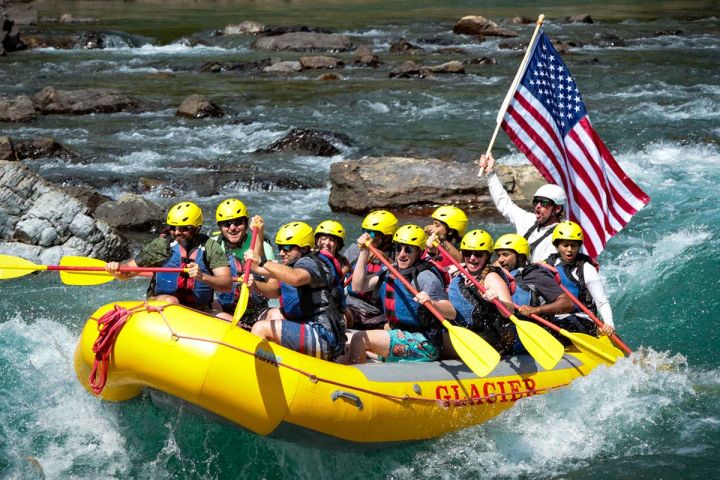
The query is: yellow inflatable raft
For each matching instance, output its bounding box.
[74,301,622,444]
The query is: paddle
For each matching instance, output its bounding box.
[0,254,186,285]
[231,227,259,326]
[433,243,564,370]
[516,309,620,364]
[364,242,500,377]
[542,264,632,356]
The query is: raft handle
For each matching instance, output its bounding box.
[331,390,363,410]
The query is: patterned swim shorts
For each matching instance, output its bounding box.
[380,330,440,362]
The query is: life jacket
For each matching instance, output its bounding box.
[154,235,213,306]
[278,251,345,344]
[347,254,385,304]
[542,254,598,314]
[448,266,512,347]
[376,259,447,346]
[509,264,546,308]
[523,221,558,252]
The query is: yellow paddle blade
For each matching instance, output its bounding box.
[231,283,250,326]
[0,255,47,280]
[562,329,620,365]
[0,254,45,279]
[58,256,115,286]
[511,315,565,370]
[445,321,501,377]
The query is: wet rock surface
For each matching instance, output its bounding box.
[257,128,352,157]
[0,160,130,262]
[176,94,225,118]
[32,86,142,115]
[329,156,544,215]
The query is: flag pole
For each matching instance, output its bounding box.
[478,13,546,177]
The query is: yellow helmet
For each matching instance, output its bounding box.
[552,221,584,244]
[166,201,203,227]
[215,198,248,222]
[315,220,346,241]
[362,210,398,236]
[460,229,494,252]
[432,205,468,236]
[494,233,530,258]
[393,224,427,249]
[276,221,314,248]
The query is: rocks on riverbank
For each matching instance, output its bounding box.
[329,156,544,215]
[0,161,131,263]
[0,86,144,123]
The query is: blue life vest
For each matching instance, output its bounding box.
[377,260,446,346]
[543,253,597,313]
[448,266,512,329]
[279,251,345,321]
[510,265,541,307]
[154,236,213,306]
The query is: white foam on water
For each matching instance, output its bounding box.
[631,98,720,121]
[389,349,705,479]
[0,315,132,478]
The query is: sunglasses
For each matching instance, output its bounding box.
[363,229,379,239]
[218,218,246,228]
[278,245,297,253]
[462,250,487,259]
[533,197,555,208]
[393,244,418,255]
[168,225,193,232]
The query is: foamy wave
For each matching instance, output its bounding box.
[390,349,701,479]
[0,316,132,478]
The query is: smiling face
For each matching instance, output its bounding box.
[219,217,248,246]
[316,234,340,255]
[169,225,197,247]
[278,245,302,265]
[393,243,419,269]
[462,250,490,274]
[556,240,581,263]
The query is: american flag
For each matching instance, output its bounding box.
[501,31,650,258]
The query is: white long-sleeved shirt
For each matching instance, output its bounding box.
[547,258,614,327]
[486,172,558,263]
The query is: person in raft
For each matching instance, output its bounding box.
[105,201,232,309]
[445,229,515,355]
[314,220,351,277]
[423,205,468,268]
[493,233,574,351]
[348,224,456,364]
[478,152,567,263]
[343,210,399,330]
[211,198,275,324]
[544,221,616,337]
[243,220,346,360]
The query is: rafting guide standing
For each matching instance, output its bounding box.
[477,15,650,260]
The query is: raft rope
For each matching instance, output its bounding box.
[89,303,566,405]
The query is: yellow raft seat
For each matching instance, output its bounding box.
[74,301,622,444]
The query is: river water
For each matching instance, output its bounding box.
[1,1,719,478]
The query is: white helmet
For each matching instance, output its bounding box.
[534,184,567,206]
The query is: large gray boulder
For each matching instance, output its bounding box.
[0,95,37,122]
[0,160,130,263]
[32,86,140,115]
[253,32,353,52]
[328,156,544,214]
[93,193,164,231]
[176,94,224,119]
[453,16,518,38]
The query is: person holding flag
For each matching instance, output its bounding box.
[478,154,566,263]
[477,15,649,260]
